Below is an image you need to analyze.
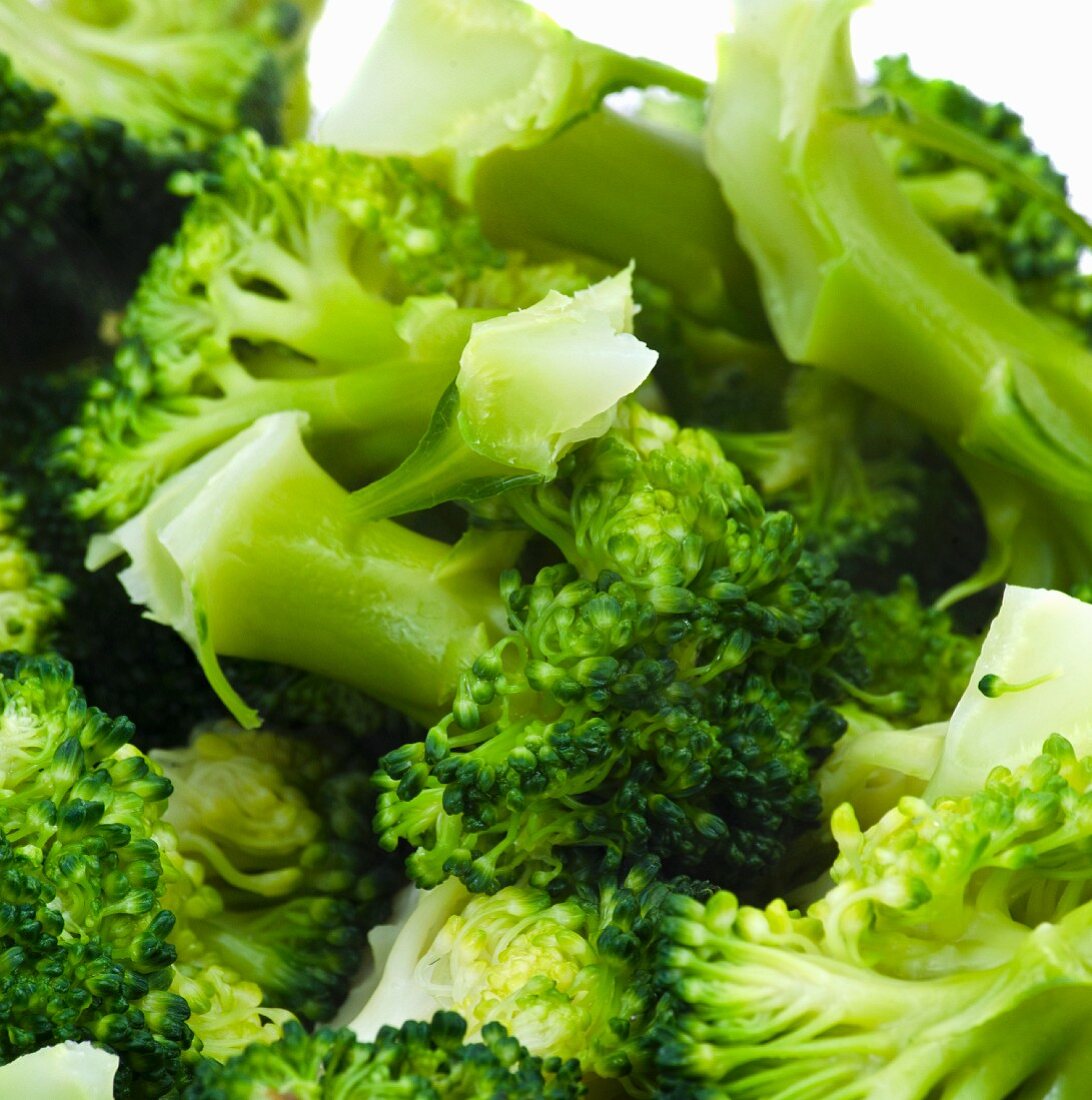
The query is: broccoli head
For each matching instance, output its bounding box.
[375,403,856,892]
[0,653,192,1096]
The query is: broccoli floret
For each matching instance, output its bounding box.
[0,652,192,1095]
[706,0,1092,603]
[655,732,1092,1098]
[844,577,980,725]
[351,859,704,1093]
[373,402,856,891]
[56,132,602,527]
[151,724,403,1027]
[184,1013,586,1099]
[318,0,767,336]
[872,55,1092,342]
[0,0,312,360]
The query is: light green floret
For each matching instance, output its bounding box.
[656,734,1092,1100]
[707,0,1092,599]
[59,132,594,526]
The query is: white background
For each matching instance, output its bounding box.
[308,0,1092,215]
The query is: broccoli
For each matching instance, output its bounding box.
[655,697,1092,1098]
[56,131,598,528]
[94,378,858,890]
[350,859,701,1093]
[0,0,311,361]
[871,55,1092,342]
[348,266,657,521]
[0,652,192,1096]
[0,1042,118,1098]
[151,724,403,1028]
[184,1013,586,1099]
[3,368,416,747]
[317,0,767,336]
[372,399,857,891]
[82,266,654,728]
[706,0,1092,602]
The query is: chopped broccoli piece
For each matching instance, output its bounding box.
[706,0,1092,602]
[184,1013,585,1099]
[88,411,517,728]
[375,403,856,891]
[655,732,1092,1098]
[318,0,766,335]
[349,267,657,521]
[872,55,1092,342]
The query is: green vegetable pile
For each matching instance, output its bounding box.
[4,0,1092,1095]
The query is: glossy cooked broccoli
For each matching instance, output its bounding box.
[707,0,1092,603]
[57,131,598,528]
[184,1013,586,1099]
[0,0,311,360]
[152,724,403,1030]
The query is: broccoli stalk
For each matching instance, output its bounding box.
[89,412,516,728]
[705,0,1092,600]
[317,0,766,334]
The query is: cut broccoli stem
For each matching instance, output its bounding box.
[88,412,515,727]
[473,107,768,333]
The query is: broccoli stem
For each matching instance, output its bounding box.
[91,413,514,726]
[473,107,768,334]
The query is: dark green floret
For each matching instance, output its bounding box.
[375,403,857,891]
[184,1013,586,1099]
[0,652,191,1096]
